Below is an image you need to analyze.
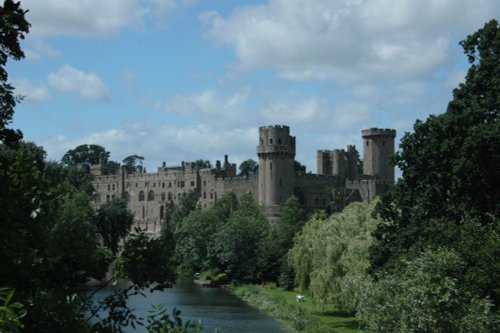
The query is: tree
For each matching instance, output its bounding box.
[122,154,144,173]
[290,201,380,311]
[0,0,29,146]
[370,20,500,308]
[294,160,306,174]
[95,198,135,255]
[238,159,258,177]
[61,144,109,166]
[212,194,269,282]
[358,249,496,333]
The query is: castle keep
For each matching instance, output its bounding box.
[90,125,396,232]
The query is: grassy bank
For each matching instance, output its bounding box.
[230,284,358,333]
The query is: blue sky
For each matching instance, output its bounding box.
[7,0,499,173]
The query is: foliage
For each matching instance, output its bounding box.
[95,198,135,255]
[294,160,306,174]
[370,19,500,308]
[122,154,144,173]
[174,209,222,275]
[290,201,380,311]
[145,305,203,333]
[358,248,497,333]
[0,0,29,146]
[0,288,26,333]
[115,230,177,290]
[212,194,270,282]
[61,144,110,166]
[194,159,211,168]
[238,159,258,177]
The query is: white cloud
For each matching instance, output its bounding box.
[41,122,259,171]
[12,78,51,103]
[24,40,61,61]
[23,0,198,37]
[48,65,110,102]
[202,0,498,82]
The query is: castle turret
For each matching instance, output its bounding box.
[362,128,396,183]
[257,125,296,215]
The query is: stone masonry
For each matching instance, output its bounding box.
[90,125,396,233]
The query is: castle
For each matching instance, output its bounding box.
[90,125,396,232]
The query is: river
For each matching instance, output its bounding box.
[91,280,287,333]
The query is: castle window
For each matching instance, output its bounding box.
[160,206,165,220]
[168,192,172,201]
[210,192,213,199]
[270,162,273,170]
[124,191,130,201]
[203,192,206,199]
[112,184,115,191]
[161,192,166,201]
[169,182,172,188]
[145,182,149,187]
[162,182,165,188]
[153,182,156,188]
[95,194,101,203]
[270,138,273,144]
[148,190,155,201]
[366,141,369,146]
[108,184,111,191]
[139,191,145,201]
[106,194,110,202]
[135,183,138,187]
[203,180,206,186]
[191,181,195,187]
[142,206,145,219]
[278,138,282,144]
[111,194,115,200]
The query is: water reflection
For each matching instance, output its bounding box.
[93,280,286,333]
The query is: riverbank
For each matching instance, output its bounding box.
[230,284,358,333]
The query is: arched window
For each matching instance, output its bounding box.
[160,205,165,220]
[124,191,130,201]
[139,191,145,201]
[148,190,155,201]
[106,194,110,202]
[161,192,166,201]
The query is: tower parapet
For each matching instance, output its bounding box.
[257,125,296,215]
[362,128,396,183]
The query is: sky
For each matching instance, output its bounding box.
[7,0,500,173]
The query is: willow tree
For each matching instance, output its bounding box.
[290,200,380,311]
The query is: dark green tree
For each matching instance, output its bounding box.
[238,159,258,177]
[0,0,29,147]
[294,160,306,174]
[122,154,144,173]
[61,144,109,166]
[212,194,269,282]
[95,198,135,255]
[370,19,500,308]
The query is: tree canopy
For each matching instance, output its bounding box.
[61,144,110,166]
[238,159,258,177]
[0,0,29,146]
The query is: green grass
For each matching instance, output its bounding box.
[230,284,358,333]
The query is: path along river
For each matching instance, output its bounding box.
[92,280,287,333]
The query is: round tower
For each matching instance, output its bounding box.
[362,128,396,183]
[257,125,296,215]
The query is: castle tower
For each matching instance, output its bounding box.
[257,125,296,215]
[362,128,396,183]
[317,150,331,175]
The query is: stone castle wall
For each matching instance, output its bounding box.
[90,125,396,230]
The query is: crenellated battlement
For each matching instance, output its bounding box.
[362,128,396,138]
